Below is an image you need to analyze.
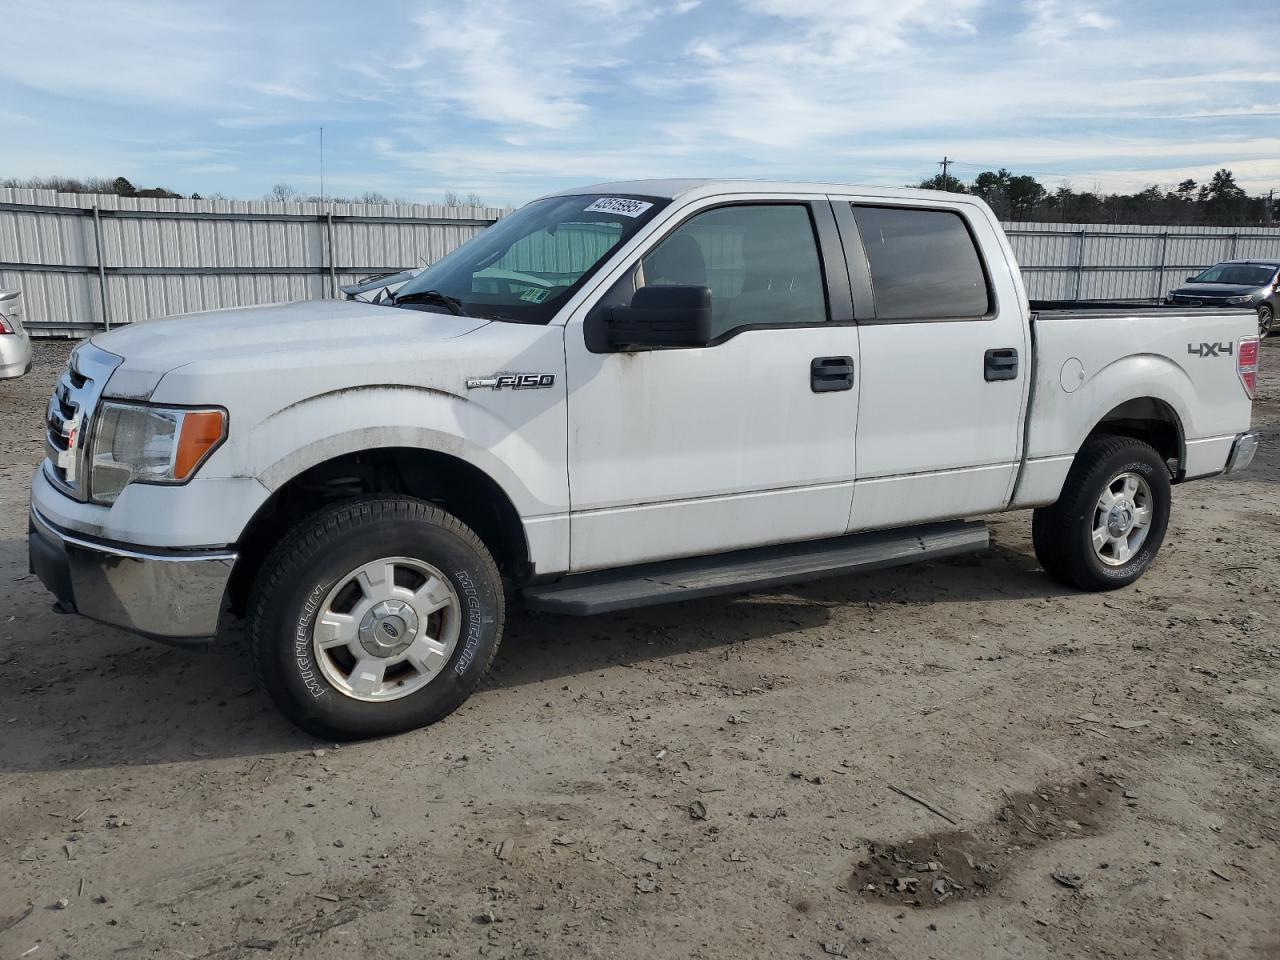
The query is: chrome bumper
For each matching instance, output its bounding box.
[1224,432,1260,475]
[28,507,236,641]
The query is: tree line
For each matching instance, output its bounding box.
[917,167,1279,227]
[265,183,485,207]
[0,175,188,200]
[0,175,484,207]
[7,169,1276,225]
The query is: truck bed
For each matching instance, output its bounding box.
[1018,301,1257,503]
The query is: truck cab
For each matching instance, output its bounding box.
[29,180,1260,739]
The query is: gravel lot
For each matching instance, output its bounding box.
[1,337,1277,959]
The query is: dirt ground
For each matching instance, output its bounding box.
[1,338,1277,960]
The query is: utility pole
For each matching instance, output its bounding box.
[319,126,325,206]
[1267,189,1274,228]
[938,156,954,190]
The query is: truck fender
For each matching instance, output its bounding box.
[1022,353,1193,465]
[1014,354,1192,508]
[1070,354,1192,461]
[246,386,560,521]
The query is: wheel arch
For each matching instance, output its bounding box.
[226,446,530,618]
[1082,395,1186,479]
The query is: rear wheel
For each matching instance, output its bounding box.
[248,497,504,740]
[1259,303,1274,338]
[1032,436,1171,591]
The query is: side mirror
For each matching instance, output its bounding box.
[1186,276,1198,282]
[604,285,713,350]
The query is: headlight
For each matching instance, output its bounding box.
[89,401,227,505]
[1225,294,1256,305]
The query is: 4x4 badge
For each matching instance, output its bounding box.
[1187,342,1233,358]
[466,373,556,390]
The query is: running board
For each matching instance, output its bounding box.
[522,520,989,616]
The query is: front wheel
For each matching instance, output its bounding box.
[248,497,505,740]
[1259,303,1274,338]
[1032,436,1172,591]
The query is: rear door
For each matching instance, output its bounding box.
[830,198,1029,531]
[563,197,861,572]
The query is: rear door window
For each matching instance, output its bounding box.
[850,206,991,320]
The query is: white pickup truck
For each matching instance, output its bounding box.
[29,180,1260,739]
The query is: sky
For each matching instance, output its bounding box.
[0,0,1277,207]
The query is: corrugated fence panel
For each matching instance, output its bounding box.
[1002,221,1280,301]
[0,187,505,334]
[5,185,1280,336]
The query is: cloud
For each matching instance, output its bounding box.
[741,0,983,55]
[0,0,234,105]
[1022,0,1115,45]
[0,0,1276,205]
[406,4,590,129]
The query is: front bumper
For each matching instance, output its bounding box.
[28,507,236,641]
[1223,432,1260,475]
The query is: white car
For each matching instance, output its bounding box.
[29,179,1260,739]
[0,287,31,379]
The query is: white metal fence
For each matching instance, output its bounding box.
[1003,221,1280,301]
[4,187,1279,335]
[0,187,504,335]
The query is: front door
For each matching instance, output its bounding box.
[564,199,861,572]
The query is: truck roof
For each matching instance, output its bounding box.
[542,179,973,205]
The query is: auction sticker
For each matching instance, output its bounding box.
[584,197,653,218]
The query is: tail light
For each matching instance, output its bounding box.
[0,313,12,335]
[1238,336,1259,398]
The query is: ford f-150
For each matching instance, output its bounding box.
[28,180,1261,738]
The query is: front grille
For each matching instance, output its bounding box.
[1171,294,1230,306]
[43,344,123,501]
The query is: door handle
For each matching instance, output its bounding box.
[811,356,854,392]
[984,348,1019,382]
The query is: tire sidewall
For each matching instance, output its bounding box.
[257,510,502,739]
[1075,448,1170,588]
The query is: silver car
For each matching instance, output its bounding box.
[0,287,32,379]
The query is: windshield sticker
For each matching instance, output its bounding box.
[584,197,654,218]
[519,287,550,303]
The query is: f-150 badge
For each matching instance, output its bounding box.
[466,373,556,390]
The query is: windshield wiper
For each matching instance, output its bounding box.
[391,289,470,316]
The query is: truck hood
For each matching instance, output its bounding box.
[92,299,489,398]
[1170,282,1262,298]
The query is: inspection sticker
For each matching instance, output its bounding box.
[584,197,653,218]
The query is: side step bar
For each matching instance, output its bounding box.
[522,520,989,616]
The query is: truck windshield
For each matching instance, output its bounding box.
[392,194,667,323]
[1190,263,1277,286]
